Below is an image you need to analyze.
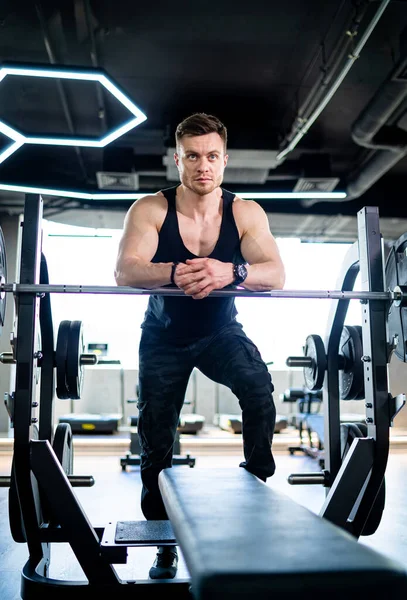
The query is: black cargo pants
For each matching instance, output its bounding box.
[137,320,276,520]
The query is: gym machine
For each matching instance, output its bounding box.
[0,198,406,597]
[0,195,190,599]
[285,207,406,537]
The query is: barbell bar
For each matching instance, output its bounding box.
[0,282,403,302]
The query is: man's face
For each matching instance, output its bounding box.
[174,132,228,196]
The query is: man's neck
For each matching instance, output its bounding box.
[176,185,223,220]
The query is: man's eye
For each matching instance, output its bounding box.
[187,154,196,159]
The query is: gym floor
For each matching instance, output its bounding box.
[1,433,407,600]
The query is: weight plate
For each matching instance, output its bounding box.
[53,422,74,475]
[0,226,7,334]
[66,320,84,400]
[386,234,407,362]
[56,320,71,399]
[340,422,385,536]
[339,325,364,401]
[303,334,326,391]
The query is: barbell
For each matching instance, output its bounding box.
[0,282,405,301]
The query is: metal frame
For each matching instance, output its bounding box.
[8,196,398,595]
[319,206,390,537]
[11,193,190,598]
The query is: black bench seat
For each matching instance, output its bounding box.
[158,468,407,600]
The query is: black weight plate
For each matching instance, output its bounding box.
[56,320,71,399]
[340,422,385,536]
[0,226,7,333]
[304,334,326,391]
[53,422,74,475]
[340,422,364,457]
[339,325,364,401]
[66,320,84,400]
[386,234,407,362]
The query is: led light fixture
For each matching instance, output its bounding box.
[0,182,347,201]
[0,64,147,164]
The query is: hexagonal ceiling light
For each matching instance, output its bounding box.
[0,65,347,201]
[0,63,147,165]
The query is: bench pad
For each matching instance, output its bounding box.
[159,467,407,600]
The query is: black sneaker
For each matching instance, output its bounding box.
[149,546,178,579]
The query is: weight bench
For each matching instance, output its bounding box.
[159,468,407,600]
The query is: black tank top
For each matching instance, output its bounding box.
[142,185,245,340]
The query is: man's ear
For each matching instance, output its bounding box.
[224,154,229,167]
[174,152,179,167]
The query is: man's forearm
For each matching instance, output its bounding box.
[115,259,173,289]
[241,261,285,292]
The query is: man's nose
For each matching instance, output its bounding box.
[197,158,210,171]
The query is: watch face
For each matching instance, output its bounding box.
[234,263,247,284]
[237,265,245,278]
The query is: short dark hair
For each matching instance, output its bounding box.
[175,113,227,150]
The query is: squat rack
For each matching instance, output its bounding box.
[1,194,405,596]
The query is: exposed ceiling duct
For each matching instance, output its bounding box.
[301,26,407,207]
[275,0,390,162]
[346,48,407,199]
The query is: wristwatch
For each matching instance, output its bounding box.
[170,262,179,285]
[233,263,248,286]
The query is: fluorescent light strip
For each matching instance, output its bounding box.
[0,183,347,201]
[25,137,102,147]
[238,192,346,199]
[0,65,147,159]
[1,67,102,81]
[99,75,146,118]
[21,118,144,148]
[101,118,145,145]
[0,120,24,141]
[0,141,25,165]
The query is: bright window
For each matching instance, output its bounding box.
[42,220,362,369]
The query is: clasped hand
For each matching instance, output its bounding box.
[174,258,233,300]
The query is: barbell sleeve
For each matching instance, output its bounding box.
[0,475,94,487]
[288,472,328,485]
[286,356,313,368]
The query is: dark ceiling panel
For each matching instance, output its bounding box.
[0,0,406,220]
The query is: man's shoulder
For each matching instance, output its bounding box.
[231,195,263,216]
[230,196,268,235]
[130,191,168,213]
[124,192,169,229]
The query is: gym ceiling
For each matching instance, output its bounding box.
[0,0,407,240]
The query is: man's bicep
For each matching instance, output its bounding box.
[239,205,283,265]
[119,226,159,264]
[240,228,282,265]
[117,204,160,264]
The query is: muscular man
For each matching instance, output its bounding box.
[115,113,285,579]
